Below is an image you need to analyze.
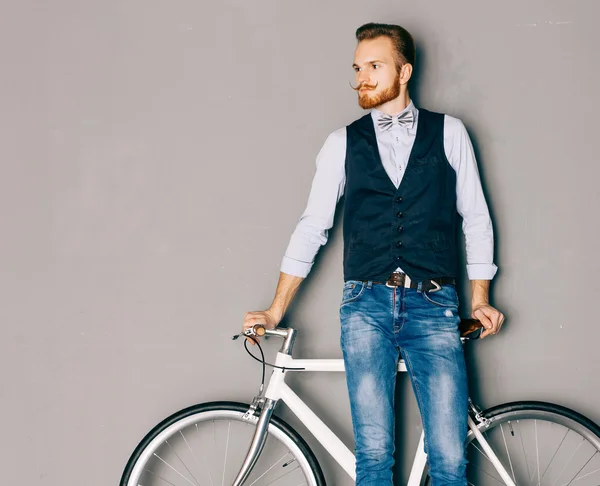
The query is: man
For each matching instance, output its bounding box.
[242,22,504,486]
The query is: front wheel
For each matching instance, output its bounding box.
[120,401,326,486]
[423,401,600,485]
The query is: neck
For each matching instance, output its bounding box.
[376,90,411,116]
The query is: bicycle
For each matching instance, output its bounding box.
[120,319,600,486]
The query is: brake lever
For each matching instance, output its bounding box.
[232,326,265,341]
[231,329,252,340]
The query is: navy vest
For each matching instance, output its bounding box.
[342,108,459,282]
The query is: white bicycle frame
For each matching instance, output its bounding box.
[250,351,516,486]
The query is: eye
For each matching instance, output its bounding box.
[354,67,360,72]
[373,64,379,69]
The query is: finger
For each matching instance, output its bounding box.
[492,311,503,329]
[486,311,498,328]
[243,318,264,332]
[491,310,505,333]
[473,312,493,340]
[480,328,492,339]
[489,313,505,335]
[480,322,496,339]
[245,335,259,346]
[487,315,499,334]
[242,324,256,341]
[495,314,506,334]
[495,316,503,333]
[474,308,493,330]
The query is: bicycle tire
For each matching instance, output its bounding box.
[120,401,326,486]
[422,400,600,485]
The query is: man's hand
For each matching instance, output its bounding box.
[240,272,303,345]
[472,303,505,339]
[242,309,281,345]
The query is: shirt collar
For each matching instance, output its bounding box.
[371,99,418,132]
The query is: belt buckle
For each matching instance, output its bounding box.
[385,272,411,288]
[385,272,400,288]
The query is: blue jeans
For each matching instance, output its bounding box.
[339,280,468,486]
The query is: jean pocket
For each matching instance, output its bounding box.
[422,285,458,308]
[341,280,366,305]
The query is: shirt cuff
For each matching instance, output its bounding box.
[467,263,498,281]
[280,256,313,278]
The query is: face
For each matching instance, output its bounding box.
[353,36,402,109]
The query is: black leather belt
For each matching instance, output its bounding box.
[369,271,456,291]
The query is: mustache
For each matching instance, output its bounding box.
[349,80,379,91]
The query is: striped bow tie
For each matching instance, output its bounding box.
[377,110,414,130]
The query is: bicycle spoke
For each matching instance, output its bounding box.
[153,452,198,486]
[471,441,492,462]
[263,463,303,484]
[146,468,179,486]
[533,419,540,486]
[468,439,508,485]
[470,463,507,485]
[248,452,293,486]
[221,421,231,486]
[518,421,533,483]
[541,427,570,482]
[165,439,201,486]
[561,465,600,485]
[563,450,598,486]
[500,423,517,483]
[195,423,215,486]
[213,420,217,450]
[471,434,514,483]
[551,438,584,486]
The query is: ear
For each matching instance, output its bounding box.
[400,63,413,85]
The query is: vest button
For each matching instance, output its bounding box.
[396,211,403,218]
[396,196,403,203]
[396,241,403,247]
[397,226,404,233]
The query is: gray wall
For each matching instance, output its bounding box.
[1,0,599,484]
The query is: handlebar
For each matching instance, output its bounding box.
[244,325,291,339]
[238,324,297,354]
[238,318,484,344]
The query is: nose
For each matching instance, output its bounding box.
[357,70,371,88]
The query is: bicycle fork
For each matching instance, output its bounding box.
[231,397,277,486]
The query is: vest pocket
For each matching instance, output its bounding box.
[424,233,451,252]
[348,228,375,252]
[412,155,437,165]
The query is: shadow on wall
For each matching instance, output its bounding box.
[409,37,502,415]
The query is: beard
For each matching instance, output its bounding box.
[357,72,401,109]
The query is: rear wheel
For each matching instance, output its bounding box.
[423,401,600,485]
[120,401,325,486]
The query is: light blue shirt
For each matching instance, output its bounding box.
[281,100,498,281]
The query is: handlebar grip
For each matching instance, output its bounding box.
[459,318,484,338]
[255,325,266,336]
